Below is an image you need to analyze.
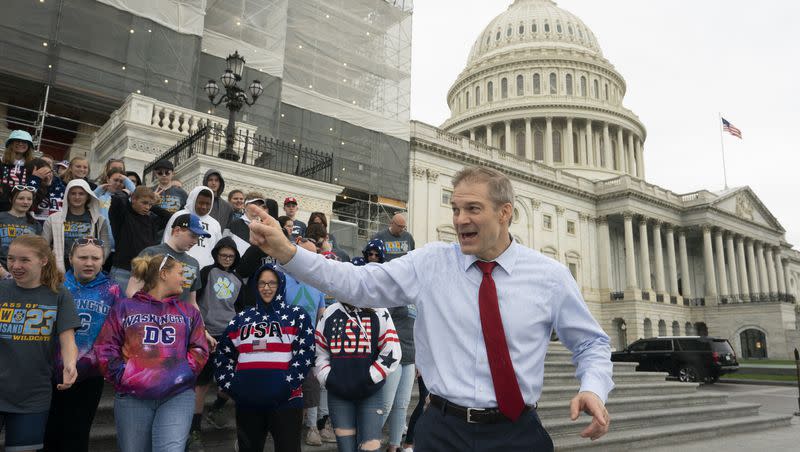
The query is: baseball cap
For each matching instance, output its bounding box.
[171,213,211,238]
[283,196,298,205]
[153,160,174,172]
[245,197,266,206]
[56,160,70,169]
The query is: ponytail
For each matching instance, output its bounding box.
[10,235,63,293]
[131,254,179,293]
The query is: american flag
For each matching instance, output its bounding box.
[722,118,742,139]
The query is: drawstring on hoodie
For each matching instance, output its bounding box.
[341,304,371,343]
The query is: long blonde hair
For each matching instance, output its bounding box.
[10,235,63,293]
[2,142,33,165]
[61,157,90,184]
[131,254,181,293]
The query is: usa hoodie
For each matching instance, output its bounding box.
[162,186,222,269]
[95,291,208,399]
[214,264,315,411]
[315,302,400,400]
[55,270,121,382]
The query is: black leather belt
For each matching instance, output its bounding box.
[429,394,535,424]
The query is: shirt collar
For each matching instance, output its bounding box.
[461,235,519,275]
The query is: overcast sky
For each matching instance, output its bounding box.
[410,0,800,247]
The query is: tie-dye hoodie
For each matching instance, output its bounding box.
[214,263,315,411]
[95,291,208,399]
[54,270,121,382]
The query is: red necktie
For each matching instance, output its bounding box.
[476,261,525,421]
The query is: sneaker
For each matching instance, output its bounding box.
[320,423,337,443]
[186,430,205,452]
[205,407,227,429]
[305,426,323,446]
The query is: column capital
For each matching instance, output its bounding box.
[545,116,553,123]
[713,227,726,237]
[531,198,541,210]
[639,216,650,226]
[664,223,675,233]
[524,117,532,125]
[566,117,573,125]
[701,224,713,233]
[597,215,609,225]
[504,119,511,125]
[555,206,566,217]
[578,212,591,222]
[622,211,635,220]
[652,218,664,227]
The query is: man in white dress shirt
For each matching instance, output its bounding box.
[248,166,613,451]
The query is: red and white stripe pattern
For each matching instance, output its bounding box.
[722,117,742,139]
[229,324,299,371]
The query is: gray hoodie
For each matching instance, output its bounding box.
[203,169,234,231]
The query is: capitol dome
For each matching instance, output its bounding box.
[442,0,647,181]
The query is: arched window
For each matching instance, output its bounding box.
[465,91,470,108]
[475,86,481,106]
[565,74,573,95]
[556,23,562,33]
[506,27,512,37]
[544,22,550,33]
[568,25,574,36]
[643,319,653,338]
[496,31,501,41]
[605,83,609,100]
[533,73,541,94]
[486,35,491,45]
[593,79,599,98]
[672,321,681,336]
[501,78,508,99]
[516,75,524,96]
[553,131,562,163]
[580,76,587,97]
[549,73,557,94]
[516,132,525,157]
[532,22,537,33]
[685,322,694,336]
[487,81,494,102]
[578,28,584,39]
[534,131,544,161]
[658,320,667,336]
[519,24,525,35]
[572,132,580,163]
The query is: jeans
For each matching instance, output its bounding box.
[380,364,415,446]
[405,376,428,445]
[235,407,302,452]
[327,389,385,452]
[110,267,131,295]
[114,389,195,452]
[43,376,105,452]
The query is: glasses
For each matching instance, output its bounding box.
[367,252,380,257]
[12,185,36,192]
[257,281,279,289]
[159,254,177,272]
[71,237,104,251]
[155,170,172,176]
[391,222,407,230]
[218,253,236,260]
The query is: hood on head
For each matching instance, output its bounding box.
[247,263,288,310]
[362,238,386,263]
[185,185,215,218]
[64,179,100,213]
[212,236,241,270]
[203,169,225,196]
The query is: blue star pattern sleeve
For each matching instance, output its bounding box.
[214,313,241,393]
[288,304,315,391]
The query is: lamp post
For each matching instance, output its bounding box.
[204,51,263,161]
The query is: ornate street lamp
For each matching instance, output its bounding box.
[204,51,263,161]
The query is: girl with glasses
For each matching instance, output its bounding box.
[0,185,43,278]
[0,131,52,212]
[94,253,209,452]
[43,237,121,452]
[214,263,315,452]
[0,235,81,452]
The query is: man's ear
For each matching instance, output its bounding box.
[499,202,513,225]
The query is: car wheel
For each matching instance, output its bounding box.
[678,366,699,382]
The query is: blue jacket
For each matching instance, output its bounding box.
[214,264,315,410]
[57,270,120,381]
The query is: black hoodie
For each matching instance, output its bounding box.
[197,236,244,336]
[203,169,234,231]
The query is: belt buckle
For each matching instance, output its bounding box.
[466,407,485,424]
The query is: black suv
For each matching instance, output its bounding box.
[611,336,739,383]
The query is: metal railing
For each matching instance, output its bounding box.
[142,126,334,184]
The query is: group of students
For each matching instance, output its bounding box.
[0,129,426,452]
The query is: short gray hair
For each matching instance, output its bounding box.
[451,166,514,207]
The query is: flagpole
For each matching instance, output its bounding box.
[719,112,729,190]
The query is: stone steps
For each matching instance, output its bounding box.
[543,370,667,385]
[535,392,728,419]
[540,381,697,402]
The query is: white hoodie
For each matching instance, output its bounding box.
[162,186,221,269]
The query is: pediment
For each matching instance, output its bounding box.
[711,187,784,232]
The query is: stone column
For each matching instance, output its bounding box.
[597,216,613,291]
[545,117,554,165]
[627,133,636,176]
[504,120,512,154]
[725,233,740,300]
[639,218,652,293]
[765,247,778,296]
[736,236,750,300]
[782,261,790,298]
[702,225,718,299]
[756,242,769,297]
[603,123,612,169]
[469,128,476,141]
[623,213,638,289]
[566,118,575,165]
[635,138,645,180]
[486,123,493,147]
[652,220,666,296]
[586,120,594,167]
[616,127,625,172]
[775,249,787,295]
[665,225,679,297]
[524,118,533,160]
[713,230,729,298]
[746,239,760,296]
[678,229,692,298]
